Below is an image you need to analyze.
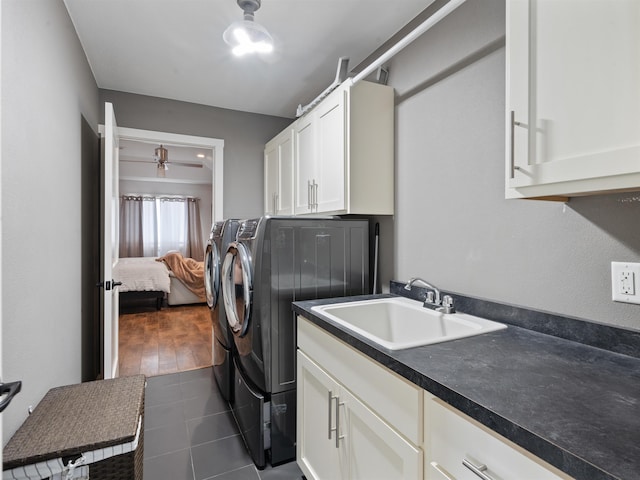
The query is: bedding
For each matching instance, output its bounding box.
[113,257,171,293]
[156,252,206,299]
[114,254,205,308]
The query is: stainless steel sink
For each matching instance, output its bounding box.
[311,297,506,350]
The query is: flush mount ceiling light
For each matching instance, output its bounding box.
[223,0,274,56]
[154,144,168,178]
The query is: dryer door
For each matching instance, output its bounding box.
[204,240,220,309]
[222,242,252,338]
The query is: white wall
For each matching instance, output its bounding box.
[388,0,640,330]
[1,0,99,442]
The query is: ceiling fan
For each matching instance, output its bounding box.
[154,144,169,177]
[119,142,205,177]
[153,144,205,177]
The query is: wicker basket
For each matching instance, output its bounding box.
[3,375,145,480]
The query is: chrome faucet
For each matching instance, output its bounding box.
[404,277,455,313]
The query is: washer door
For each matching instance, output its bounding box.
[204,240,220,309]
[221,242,252,338]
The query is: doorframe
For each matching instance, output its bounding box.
[116,127,224,223]
[99,125,224,377]
[0,0,4,457]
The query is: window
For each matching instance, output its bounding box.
[120,195,203,260]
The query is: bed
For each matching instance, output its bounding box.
[114,254,205,309]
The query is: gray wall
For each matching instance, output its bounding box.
[3,0,639,449]
[388,0,640,330]
[1,1,290,444]
[2,0,100,442]
[99,91,292,220]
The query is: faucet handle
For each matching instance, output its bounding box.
[425,291,435,303]
[442,295,455,313]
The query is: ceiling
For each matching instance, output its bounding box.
[118,138,214,184]
[119,139,213,169]
[63,0,432,118]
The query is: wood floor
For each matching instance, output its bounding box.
[118,302,212,377]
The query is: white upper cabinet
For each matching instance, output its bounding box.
[506,0,640,199]
[293,112,318,214]
[313,87,348,214]
[264,127,294,215]
[268,80,394,216]
[294,86,348,215]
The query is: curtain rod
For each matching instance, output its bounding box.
[121,194,200,201]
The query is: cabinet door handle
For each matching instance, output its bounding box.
[334,396,345,448]
[462,458,495,480]
[510,110,523,179]
[307,180,312,210]
[328,390,336,440]
[429,461,456,480]
[274,193,278,214]
[313,181,318,209]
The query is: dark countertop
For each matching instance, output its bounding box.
[293,294,640,480]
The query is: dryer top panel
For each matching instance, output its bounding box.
[237,218,261,240]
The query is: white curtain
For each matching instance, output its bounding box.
[141,199,158,257]
[157,198,187,255]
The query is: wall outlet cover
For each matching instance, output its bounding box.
[611,262,640,305]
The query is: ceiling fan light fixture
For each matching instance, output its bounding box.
[223,0,273,56]
[154,144,169,177]
[156,162,167,178]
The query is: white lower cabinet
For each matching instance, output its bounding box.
[424,396,572,480]
[297,317,423,480]
[343,386,422,480]
[297,315,573,480]
[297,351,346,479]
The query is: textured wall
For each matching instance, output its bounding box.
[99,90,292,220]
[2,0,100,442]
[388,0,640,330]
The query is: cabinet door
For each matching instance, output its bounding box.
[507,0,640,198]
[315,88,346,213]
[265,130,294,216]
[343,387,423,480]
[294,115,316,214]
[425,398,569,480]
[297,351,346,480]
[264,141,278,215]
[277,133,294,215]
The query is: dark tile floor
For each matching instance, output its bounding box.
[143,367,304,480]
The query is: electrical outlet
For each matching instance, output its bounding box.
[621,271,635,295]
[611,262,640,304]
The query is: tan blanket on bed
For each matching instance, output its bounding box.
[156,252,205,298]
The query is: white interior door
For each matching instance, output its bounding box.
[0,7,3,447]
[103,102,120,379]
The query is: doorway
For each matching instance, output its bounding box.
[112,127,224,377]
[116,127,223,222]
